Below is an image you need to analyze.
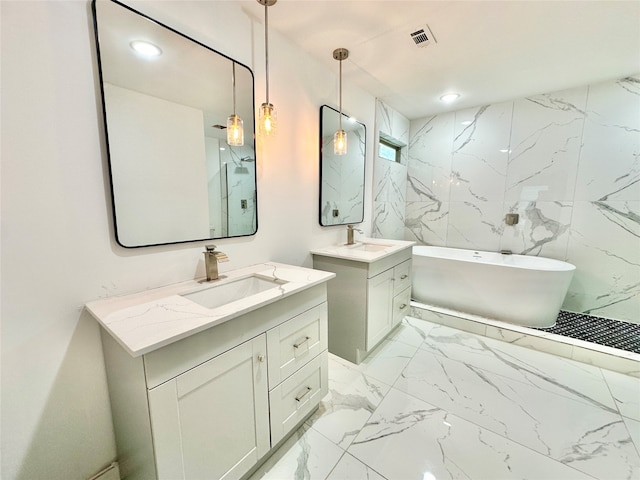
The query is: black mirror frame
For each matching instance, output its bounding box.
[92,0,258,248]
[318,104,367,227]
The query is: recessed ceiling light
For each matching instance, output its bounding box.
[461,120,472,126]
[440,93,460,103]
[220,147,226,151]
[130,40,162,57]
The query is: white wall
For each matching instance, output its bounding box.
[0,1,375,478]
[104,83,210,246]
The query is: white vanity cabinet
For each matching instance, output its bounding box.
[148,335,270,480]
[90,266,332,480]
[312,243,413,364]
[266,303,328,445]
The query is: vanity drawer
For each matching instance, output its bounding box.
[393,260,412,295]
[393,287,411,326]
[269,351,328,445]
[267,303,328,386]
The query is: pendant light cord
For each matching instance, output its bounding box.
[232,62,237,115]
[339,57,343,131]
[264,2,270,104]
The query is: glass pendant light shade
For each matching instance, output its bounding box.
[226,61,244,146]
[259,102,276,136]
[258,0,277,138]
[334,129,347,155]
[227,114,244,146]
[333,47,349,156]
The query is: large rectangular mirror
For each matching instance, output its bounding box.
[319,105,366,226]
[93,0,257,248]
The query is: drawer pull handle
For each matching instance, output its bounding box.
[257,355,265,363]
[295,386,312,402]
[400,274,408,280]
[293,336,311,349]
[399,304,407,310]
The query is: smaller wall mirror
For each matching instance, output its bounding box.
[319,105,366,226]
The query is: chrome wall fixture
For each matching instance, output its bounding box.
[226,61,244,146]
[257,0,277,137]
[333,48,349,155]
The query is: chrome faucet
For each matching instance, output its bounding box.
[346,224,363,245]
[203,245,229,281]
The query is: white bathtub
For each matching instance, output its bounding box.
[412,246,576,327]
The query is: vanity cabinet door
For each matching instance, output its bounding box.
[148,335,269,480]
[366,268,395,350]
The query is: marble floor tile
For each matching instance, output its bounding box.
[385,317,435,347]
[624,417,640,457]
[485,323,575,358]
[262,318,640,480]
[572,346,640,378]
[306,355,390,449]
[394,347,639,479]
[326,453,387,480]
[351,338,419,387]
[249,424,343,480]
[419,322,619,410]
[603,369,640,421]
[348,388,595,480]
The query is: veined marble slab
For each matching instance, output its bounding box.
[85,262,334,357]
[411,303,640,377]
[310,237,414,263]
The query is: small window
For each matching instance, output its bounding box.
[379,138,401,163]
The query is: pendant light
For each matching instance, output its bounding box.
[333,48,349,155]
[226,61,244,146]
[257,0,277,137]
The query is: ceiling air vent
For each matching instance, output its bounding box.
[410,24,437,48]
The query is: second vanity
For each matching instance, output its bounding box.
[86,263,334,480]
[311,237,415,364]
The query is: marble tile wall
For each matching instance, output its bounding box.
[372,99,409,239]
[402,75,640,323]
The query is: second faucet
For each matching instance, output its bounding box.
[346,224,363,245]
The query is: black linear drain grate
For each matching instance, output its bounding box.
[536,311,640,354]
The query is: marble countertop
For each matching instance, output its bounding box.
[310,238,415,263]
[85,262,335,357]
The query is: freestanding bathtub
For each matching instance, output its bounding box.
[412,246,576,327]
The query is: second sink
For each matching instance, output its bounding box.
[347,243,391,252]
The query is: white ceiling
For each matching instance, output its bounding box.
[242,0,640,120]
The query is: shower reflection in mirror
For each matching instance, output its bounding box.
[207,148,257,238]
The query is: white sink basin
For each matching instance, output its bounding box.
[181,275,286,309]
[346,243,391,252]
[311,238,415,264]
